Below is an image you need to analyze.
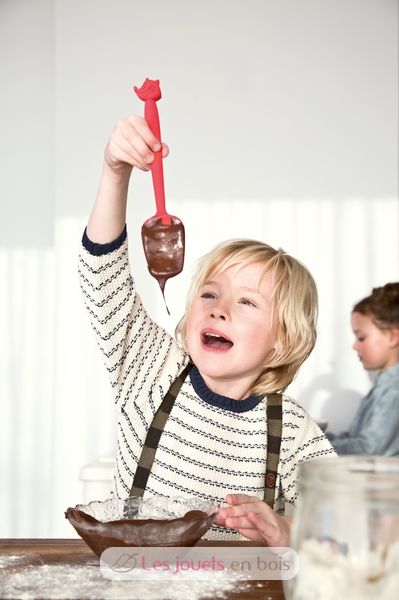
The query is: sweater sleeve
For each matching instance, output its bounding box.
[279,397,336,506]
[78,227,188,411]
[331,384,399,455]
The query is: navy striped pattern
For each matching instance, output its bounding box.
[129,363,193,497]
[78,233,336,540]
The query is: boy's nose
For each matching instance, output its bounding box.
[210,310,226,321]
[210,303,229,320]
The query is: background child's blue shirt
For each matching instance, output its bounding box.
[327,364,399,455]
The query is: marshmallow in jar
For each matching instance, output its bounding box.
[286,456,399,600]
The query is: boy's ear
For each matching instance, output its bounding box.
[388,328,399,348]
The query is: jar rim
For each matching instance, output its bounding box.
[298,455,399,491]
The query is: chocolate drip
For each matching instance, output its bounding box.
[141,216,185,311]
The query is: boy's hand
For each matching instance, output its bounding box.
[215,493,292,546]
[104,115,169,178]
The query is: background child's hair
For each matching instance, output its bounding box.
[175,239,318,395]
[353,282,399,329]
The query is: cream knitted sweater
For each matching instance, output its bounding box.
[78,227,335,540]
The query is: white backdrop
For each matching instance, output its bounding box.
[0,0,398,537]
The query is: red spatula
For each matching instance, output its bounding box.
[134,78,185,312]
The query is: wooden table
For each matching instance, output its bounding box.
[0,539,285,599]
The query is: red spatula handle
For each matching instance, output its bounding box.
[134,79,170,222]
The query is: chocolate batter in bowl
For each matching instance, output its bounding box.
[65,497,218,557]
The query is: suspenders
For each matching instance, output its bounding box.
[129,364,283,510]
[263,393,283,508]
[129,363,192,497]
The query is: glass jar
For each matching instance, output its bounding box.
[286,456,399,600]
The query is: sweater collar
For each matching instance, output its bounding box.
[376,363,399,384]
[189,366,263,413]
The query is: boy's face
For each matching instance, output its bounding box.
[351,311,399,372]
[185,262,277,399]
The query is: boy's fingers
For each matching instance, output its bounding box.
[161,143,169,158]
[247,511,274,536]
[227,496,275,524]
[118,120,155,163]
[226,511,274,532]
[215,507,264,531]
[119,119,169,165]
[127,115,162,151]
[247,512,289,546]
[225,516,253,530]
[221,501,268,521]
[109,136,150,171]
[214,510,228,525]
[226,493,261,506]
[217,502,262,523]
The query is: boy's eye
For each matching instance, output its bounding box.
[239,298,256,307]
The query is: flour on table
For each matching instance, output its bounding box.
[0,563,242,600]
[0,556,34,569]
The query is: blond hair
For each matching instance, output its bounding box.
[175,239,318,395]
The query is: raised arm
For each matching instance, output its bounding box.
[79,115,179,411]
[86,115,169,244]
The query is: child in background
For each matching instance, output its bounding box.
[326,283,399,455]
[78,114,335,545]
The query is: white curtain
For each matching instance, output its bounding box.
[1,198,398,537]
[1,246,55,536]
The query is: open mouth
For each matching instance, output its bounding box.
[201,331,234,351]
